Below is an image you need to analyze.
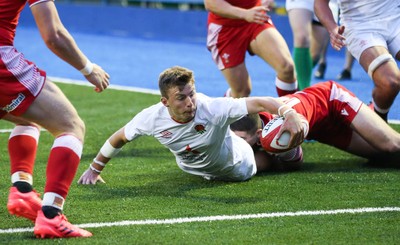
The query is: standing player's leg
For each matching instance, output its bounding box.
[287,8,313,90]
[359,46,400,121]
[14,80,91,237]
[311,22,330,79]
[4,116,42,222]
[221,63,252,98]
[250,27,297,96]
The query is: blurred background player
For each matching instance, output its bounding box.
[286,0,339,88]
[312,1,354,81]
[286,0,317,90]
[230,81,400,169]
[204,0,298,98]
[336,49,355,81]
[1,0,109,238]
[315,0,400,122]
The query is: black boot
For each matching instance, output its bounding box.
[336,69,351,80]
[314,63,326,79]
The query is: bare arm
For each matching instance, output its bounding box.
[204,0,270,24]
[245,97,305,147]
[77,127,129,184]
[314,0,346,51]
[31,1,110,92]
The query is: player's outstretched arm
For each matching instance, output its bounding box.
[78,128,128,185]
[31,1,110,92]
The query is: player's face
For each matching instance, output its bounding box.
[162,83,197,123]
[232,130,260,147]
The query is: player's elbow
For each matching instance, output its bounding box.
[42,29,69,50]
[203,0,215,12]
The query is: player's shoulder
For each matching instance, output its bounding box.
[139,102,166,117]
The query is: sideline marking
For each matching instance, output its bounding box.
[1,207,399,234]
[52,77,400,124]
[50,76,160,95]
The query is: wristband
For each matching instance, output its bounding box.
[93,158,106,167]
[100,140,122,158]
[89,164,101,174]
[278,105,292,117]
[282,108,295,118]
[79,60,94,76]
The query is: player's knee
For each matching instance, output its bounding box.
[380,138,400,154]
[276,60,294,80]
[239,89,251,97]
[279,60,295,78]
[75,117,86,138]
[232,87,251,97]
[376,72,400,95]
[62,115,85,140]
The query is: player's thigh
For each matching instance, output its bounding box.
[346,131,379,158]
[20,80,84,139]
[250,28,293,71]
[287,8,313,46]
[350,104,400,152]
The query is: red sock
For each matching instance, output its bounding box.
[275,77,298,96]
[8,125,40,175]
[45,134,82,199]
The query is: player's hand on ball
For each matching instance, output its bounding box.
[280,111,306,148]
[77,167,106,185]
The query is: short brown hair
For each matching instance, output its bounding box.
[230,114,260,135]
[158,66,195,98]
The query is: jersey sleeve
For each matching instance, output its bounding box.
[123,104,159,141]
[200,94,248,126]
[29,0,54,7]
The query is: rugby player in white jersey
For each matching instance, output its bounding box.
[315,0,400,122]
[78,66,305,184]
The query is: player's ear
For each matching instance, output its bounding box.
[256,129,262,145]
[161,97,169,107]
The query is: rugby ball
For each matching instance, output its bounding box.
[260,116,309,154]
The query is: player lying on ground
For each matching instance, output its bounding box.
[78,66,306,184]
[230,81,400,171]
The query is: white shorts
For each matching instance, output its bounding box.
[204,133,257,182]
[344,14,400,61]
[286,0,314,12]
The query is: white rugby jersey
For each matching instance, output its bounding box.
[338,0,400,25]
[124,93,248,177]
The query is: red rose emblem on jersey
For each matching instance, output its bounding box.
[194,124,206,134]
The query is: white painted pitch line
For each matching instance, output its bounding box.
[49,76,161,95]
[51,76,400,124]
[1,207,399,234]
[0,128,47,134]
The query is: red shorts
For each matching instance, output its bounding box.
[0,46,46,118]
[206,21,275,70]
